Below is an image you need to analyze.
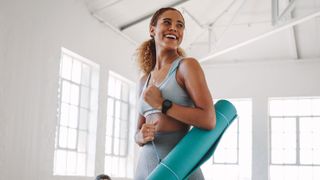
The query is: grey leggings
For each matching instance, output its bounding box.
[134,131,204,180]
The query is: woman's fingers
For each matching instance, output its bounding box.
[141,123,157,142]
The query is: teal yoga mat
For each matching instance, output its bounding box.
[147,99,237,180]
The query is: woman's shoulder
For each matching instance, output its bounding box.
[179,57,202,70]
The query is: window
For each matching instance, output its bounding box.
[54,48,99,176]
[202,99,252,180]
[269,97,320,180]
[105,71,136,178]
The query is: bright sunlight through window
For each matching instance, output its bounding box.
[54,48,99,176]
[269,97,320,180]
[104,71,136,178]
[202,98,252,180]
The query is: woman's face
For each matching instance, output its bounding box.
[150,10,185,51]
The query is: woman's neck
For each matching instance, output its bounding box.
[154,49,179,71]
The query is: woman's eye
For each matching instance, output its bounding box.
[177,24,184,28]
[164,21,170,25]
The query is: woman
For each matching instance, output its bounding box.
[134,7,216,180]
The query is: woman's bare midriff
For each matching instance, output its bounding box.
[145,113,189,132]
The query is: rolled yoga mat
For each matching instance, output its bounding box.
[147,99,237,180]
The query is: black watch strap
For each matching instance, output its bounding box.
[162,99,172,114]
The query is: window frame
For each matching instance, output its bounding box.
[54,47,99,176]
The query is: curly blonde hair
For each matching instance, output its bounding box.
[136,7,186,75]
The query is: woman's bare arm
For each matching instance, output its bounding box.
[143,58,216,130]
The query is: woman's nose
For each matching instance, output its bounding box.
[169,25,177,32]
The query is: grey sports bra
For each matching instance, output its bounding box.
[138,57,195,117]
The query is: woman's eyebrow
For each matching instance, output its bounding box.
[162,18,172,21]
[162,18,185,25]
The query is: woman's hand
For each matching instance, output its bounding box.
[136,120,159,145]
[143,85,163,109]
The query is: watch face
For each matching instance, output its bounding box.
[164,100,171,107]
[162,99,172,114]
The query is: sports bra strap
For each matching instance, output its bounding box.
[167,57,183,78]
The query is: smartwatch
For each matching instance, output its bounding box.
[161,99,172,114]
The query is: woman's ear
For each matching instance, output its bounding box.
[149,26,155,38]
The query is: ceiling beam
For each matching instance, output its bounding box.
[289,26,300,59]
[119,0,190,31]
[289,10,300,60]
[199,9,320,63]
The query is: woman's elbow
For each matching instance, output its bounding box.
[204,112,216,130]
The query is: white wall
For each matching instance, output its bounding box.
[0,0,138,179]
[203,59,320,180]
[1,0,320,180]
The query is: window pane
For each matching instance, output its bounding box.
[55,150,67,174]
[115,101,121,119]
[72,60,81,84]
[283,99,298,116]
[81,86,89,108]
[311,98,320,115]
[313,150,320,164]
[300,149,313,164]
[105,136,112,154]
[120,121,128,139]
[60,103,69,126]
[67,151,77,174]
[108,76,116,97]
[115,80,121,99]
[114,118,120,138]
[79,108,88,130]
[112,156,119,176]
[283,118,295,133]
[61,81,71,103]
[78,131,87,153]
[67,128,77,149]
[119,158,126,177]
[272,149,285,164]
[81,64,90,86]
[105,156,112,174]
[121,83,129,101]
[283,149,296,164]
[120,102,128,120]
[59,127,68,148]
[270,99,283,116]
[299,133,313,149]
[77,153,86,175]
[283,132,296,149]
[61,55,72,80]
[70,84,79,105]
[69,105,78,128]
[314,132,320,148]
[298,99,312,116]
[271,132,283,148]
[107,98,114,117]
[113,138,119,155]
[119,139,126,156]
[106,116,114,136]
[271,118,283,133]
[300,117,313,132]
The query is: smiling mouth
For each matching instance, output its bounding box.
[165,34,178,40]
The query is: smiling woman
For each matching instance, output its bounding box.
[134,7,216,180]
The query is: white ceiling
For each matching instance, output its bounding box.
[85,0,320,64]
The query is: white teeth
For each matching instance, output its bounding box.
[165,34,177,39]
